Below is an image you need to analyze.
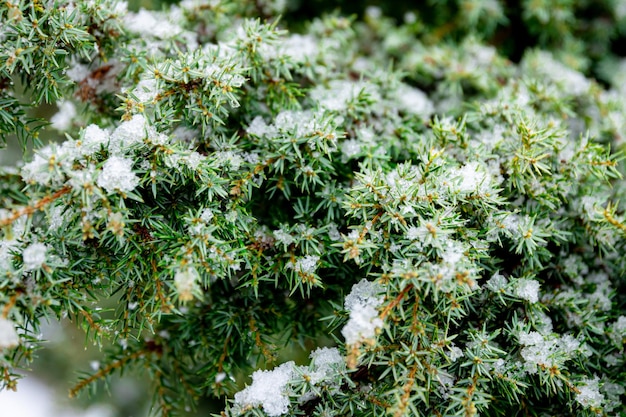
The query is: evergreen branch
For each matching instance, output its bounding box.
[69,348,147,398]
[0,186,71,228]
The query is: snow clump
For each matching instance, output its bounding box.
[233,361,296,417]
[0,318,19,350]
[342,279,385,345]
[96,156,140,194]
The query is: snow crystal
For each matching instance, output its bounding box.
[492,358,506,374]
[452,162,488,194]
[515,279,540,303]
[200,208,214,223]
[517,331,582,373]
[300,165,314,175]
[485,272,508,292]
[214,151,243,171]
[295,255,319,274]
[183,152,205,170]
[519,331,544,347]
[406,221,439,242]
[96,156,139,194]
[576,377,604,409]
[0,239,17,273]
[172,126,198,144]
[274,110,301,131]
[436,371,455,399]
[109,114,147,154]
[519,336,555,372]
[273,229,294,246]
[500,215,520,234]
[342,280,385,345]
[466,42,497,67]
[242,152,260,164]
[611,316,626,345]
[447,344,463,362]
[532,310,554,334]
[310,80,380,112]
[341,139,361,162]
[21,149,55,186]
[225,210,237,223]
[614,316,626,334]
[342,304,383,345]
[441,240,465,265]
[308,347,344,384]
[233,361,296,417]
[558,334,580,354]
[406,226,421,241]
[131,78,159,102]
[0,318,19,350]
[588,285,612,312]
[47,205,66,232]
[327,223,341,241]
[68,166,97,190]
[247,116,276,138]
[478,125,505,150]
[174,266,200,302]
[80,124,109,157]
[344,279,384,311]
[22,242,47,270]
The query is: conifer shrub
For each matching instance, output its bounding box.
[1,1,625,416]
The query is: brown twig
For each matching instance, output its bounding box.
[152,258,172,312]
[154,368,172,417]
[1,294,19,319]
[603,204,626,234]
[79,309,103,334]
[0,186,71,228]
[380,284,414,320]
[393,364,419,417]
[249,317,273,362]
[217,334,232,374]
[69,349,146,397]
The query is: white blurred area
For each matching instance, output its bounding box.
[0,318,148,417]
[0,377,114,417]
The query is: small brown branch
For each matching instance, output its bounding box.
[1,294,19,319]
[152,258,172,312]
[0,186,71,228]
[218,335,231,372]
[359,209,384,241]
[603,204,626,234]
[79,309,103,334]
[249,317,273,362]
[69,349,145,398]
[393,364,418,417]
[154,368,172,417]
[380,284,414,320]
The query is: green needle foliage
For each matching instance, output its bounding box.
[1,1,625,417]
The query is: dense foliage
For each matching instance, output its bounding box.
[1,1,625,416]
